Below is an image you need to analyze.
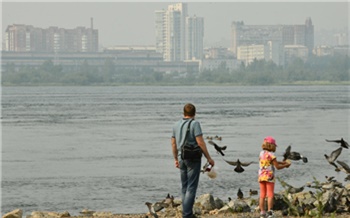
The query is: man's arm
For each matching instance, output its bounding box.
[171,137,179,168]
[196,135,215,166]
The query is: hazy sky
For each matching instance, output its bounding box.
[2,1,349,47]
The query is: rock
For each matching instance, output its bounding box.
[28,211,70,218]
[2,209,22,218]
[195,194,216,211]
[218,199,250,213]
[232,199,251,212]
[273,193,288,210]
[92,212,113,217]
[214,197,224,209]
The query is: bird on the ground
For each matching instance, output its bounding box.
[80,209,95,216]
[336,160,350,174]
[206,136,213,140]
[163,193,175,207]
[326,138,349,149]
[324,147,343,169]
[145,202,159,218]
[214,135,222,141]
[283,145,308,163]
[237,188,243,199]
[249,189,258,196]
[223,158,253,173]
[208,140,226,156]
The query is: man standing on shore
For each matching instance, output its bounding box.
[171,103,215,218]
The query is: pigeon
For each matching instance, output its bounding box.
[287,185,305,194]
[163,193,175,206]
[336,160,350,174]
[283,144,292,161]
[214,135,222,141]
[325,176,336,182]
[223,158,253,173]
[326,138,349,149]
[208,140,226,156]
[206,136,213,140]
[80,209,95,216]
[324,147,343,169]
[283,145,308,163]
[237,188,243,199]
[145,202,159,218]
[280,180,305,194]
[249,189,258,196]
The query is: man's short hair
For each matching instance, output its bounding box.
[184,103,196,117]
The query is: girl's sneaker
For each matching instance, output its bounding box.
[267,210,275,218]
[259,212,266,218]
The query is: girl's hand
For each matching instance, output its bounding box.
[285,160,291,168]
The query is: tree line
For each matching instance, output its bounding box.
[2,54,349,86]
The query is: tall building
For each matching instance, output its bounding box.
[231,18,314,57]
[155,10,165,53]
[155,3,204,62]
[163,8,182,61]
[186,15,204,60]
[4,18,98,53]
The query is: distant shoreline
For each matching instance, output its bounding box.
[2,81,350,87]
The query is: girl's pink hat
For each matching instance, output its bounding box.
[264,136,277,146]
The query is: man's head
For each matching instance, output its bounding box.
[183,103,196,117]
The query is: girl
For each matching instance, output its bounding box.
[258,136,291,218]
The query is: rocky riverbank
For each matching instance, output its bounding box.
[3,178,350,218]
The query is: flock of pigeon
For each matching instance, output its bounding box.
[205,136,349,180]
[324,138,350,181]
[144,137,349,217]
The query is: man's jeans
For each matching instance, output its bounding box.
[180,159,201,218]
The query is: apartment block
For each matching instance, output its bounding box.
[231,18,314,57]
[237,44,266,65]
[4,18,98,53]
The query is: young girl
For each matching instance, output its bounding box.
[258,136,291,218]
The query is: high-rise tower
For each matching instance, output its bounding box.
[186,15,204,60]
[155,3,189,62]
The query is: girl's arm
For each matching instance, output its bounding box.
[272,159,291,170]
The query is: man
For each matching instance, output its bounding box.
[171,103,215,218]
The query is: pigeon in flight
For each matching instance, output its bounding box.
[283,145,308,163]
[223,158,253,173]
[279,179,304,194]
[336,160,350,175]
[326,138,349,149]
[324,147,343,169]
[208,140,226,156]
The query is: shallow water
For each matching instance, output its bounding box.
[1,85,349,215]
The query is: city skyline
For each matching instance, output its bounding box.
[2,2,349,48]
